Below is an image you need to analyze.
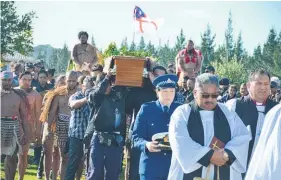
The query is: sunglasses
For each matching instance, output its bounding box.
[200,92,219,99]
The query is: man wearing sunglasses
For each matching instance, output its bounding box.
[168,73,251,180]
[226,69,278,177]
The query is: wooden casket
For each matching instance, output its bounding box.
[115,56,145,87]
[104,56,146,87]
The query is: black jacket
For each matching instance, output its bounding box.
[85,78,130,140]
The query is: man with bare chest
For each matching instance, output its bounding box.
[40,70,78,180]
[15,71,43,180]
[176,40,202,78]
[72,31,97,72]
[0,71,29,180]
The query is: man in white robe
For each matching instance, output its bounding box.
[245,104,281,180]
[226,69,277,172]
[168,73,251,180]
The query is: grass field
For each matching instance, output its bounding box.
[1,150,125,180]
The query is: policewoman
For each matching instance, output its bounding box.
[132,74,182,180]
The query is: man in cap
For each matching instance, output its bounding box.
[226,69,278,176]
[269,81,278,102]
[33,62,44,82]
[25,63,34,73]
[72,31,98,72]
[0,71,29,180]
[132,74,182,180]
[15,71,43,180]
[168,73,251,180]
[205,65,215,75]
[219,84,237,103]
[218,77,230,100]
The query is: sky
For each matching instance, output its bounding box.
[16,1,281,55]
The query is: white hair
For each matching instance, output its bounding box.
[195,73,219,90]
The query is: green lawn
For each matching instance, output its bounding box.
[1,151,125,180]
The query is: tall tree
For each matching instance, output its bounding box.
[57,44,70,73]
[245,44,265,72]
[138,36,146,51]
[91,35,96,47]
[103,42,119,58]
[214,45,227,62]
[225,11,234,61]
[49,49,58,70]
[273,30,281,77]
[253,45,262,61]
[146,41,156,56]
[120,37,128,49]
[1,1,36,56]
[158,40,176,67]
[200,24,216,66]
[174,28,186,52]
[119,37,129,55]
[234,31,244,61]
[129,40,136,52]
[36,49,47,67]
[262,28,278,66]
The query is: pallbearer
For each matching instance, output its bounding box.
[168,73,251,180]
[132,74,182,180]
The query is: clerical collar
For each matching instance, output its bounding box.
[197,105,215,111]
[251,99,266,106]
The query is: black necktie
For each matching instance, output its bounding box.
[163,106,169,114]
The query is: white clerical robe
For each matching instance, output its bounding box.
[245,104,281,180]
[226,99,265,160]
[168,103,251,180]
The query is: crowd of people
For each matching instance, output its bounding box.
[1,31,281,180]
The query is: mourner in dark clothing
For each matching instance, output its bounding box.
[219,84,237,103]
[84,72,130,180]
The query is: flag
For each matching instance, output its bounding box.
[133,6,160,33]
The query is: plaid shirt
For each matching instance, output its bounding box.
[68,91,90,140]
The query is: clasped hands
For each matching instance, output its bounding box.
[210,149,229,166]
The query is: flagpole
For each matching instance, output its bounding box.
[133,6,136,43]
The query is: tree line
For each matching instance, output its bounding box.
[1,1,280,83]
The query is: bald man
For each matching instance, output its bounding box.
[40,71,78,180]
